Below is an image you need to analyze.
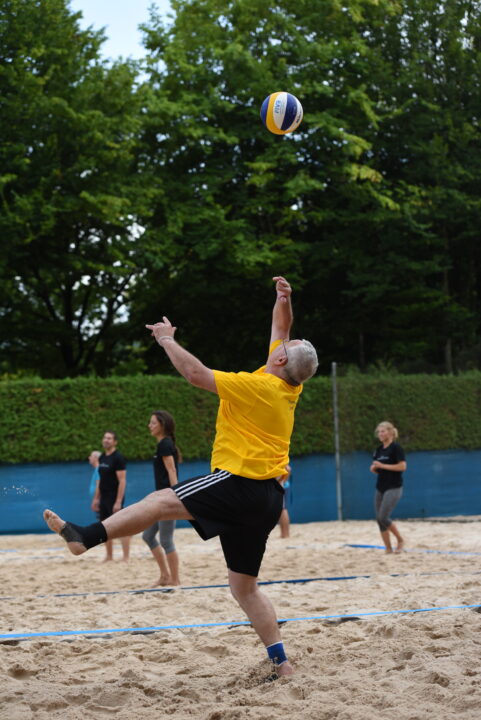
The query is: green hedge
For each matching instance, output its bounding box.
[1,373,480,464]
[338,373,481,452]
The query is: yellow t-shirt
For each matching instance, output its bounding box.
[211,341,303,480]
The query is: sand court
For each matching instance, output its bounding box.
[1,519,481,719]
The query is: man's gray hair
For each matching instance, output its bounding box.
[287,340,319,384]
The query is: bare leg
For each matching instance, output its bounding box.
[228,569,294,677]
[103,539,114,562]
[380,529,393,553]
[166,550,180,586]
[120,536,131,562]
[389,522,405,553]
[43,489,192,556]
[151,545,172,585]
[279,509,290,538]
[104,490,192,537]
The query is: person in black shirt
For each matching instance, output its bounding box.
[370,421,406,553]
[142,410,181,586]
[91,430,130,562]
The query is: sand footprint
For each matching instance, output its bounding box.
[7,663,38,679]
[202,643,231,658]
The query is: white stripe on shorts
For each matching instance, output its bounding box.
[175,469,231,501]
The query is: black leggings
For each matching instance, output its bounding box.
[375,488,403,531]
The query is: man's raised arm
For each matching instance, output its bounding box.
[146,317,217,394]
[270,276,294,346]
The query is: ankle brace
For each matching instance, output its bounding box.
[60,521,107,549]
[266,641,288,666]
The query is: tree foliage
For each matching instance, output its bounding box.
[0,0,152,377]
[132,0,481,374]
[2,0,481,377]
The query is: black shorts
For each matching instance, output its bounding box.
[99,494,124,521]
[173,469,283,577]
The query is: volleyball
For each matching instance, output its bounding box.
[260,92,303,135]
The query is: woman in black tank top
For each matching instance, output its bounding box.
[370,421,407,553]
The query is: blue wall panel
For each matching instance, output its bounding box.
[340,449,481,520]
[0,459,211,534]
[1,450,480,533]
[285,454,338,522]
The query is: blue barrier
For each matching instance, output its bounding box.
[0,459,210,533]
[0,455,336,533]
[340,449,481,520]
[1,450,481,533]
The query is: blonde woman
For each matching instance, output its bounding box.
[370,421,406,553]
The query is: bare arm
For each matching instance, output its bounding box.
[277,463,292,485]
[372,460,407,472]
[270,276,293,345]
[91,478,100,512]
[162,455,178,486]
[113,470,126,512]
[146,317,217,394]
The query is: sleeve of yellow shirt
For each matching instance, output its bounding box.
[212,371,264,409]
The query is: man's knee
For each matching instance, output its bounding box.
[228,570,258,603]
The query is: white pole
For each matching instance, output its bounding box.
[331,362,343,521]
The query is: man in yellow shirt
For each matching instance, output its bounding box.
[44,276,318,678]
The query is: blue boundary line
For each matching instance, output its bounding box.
[3,569,480,602]
[0,547,64,553]
[0,575,372,601]
[2,603,480,641]
[0,571,457,602]
[345,544,481,556]
[3,543,480,559]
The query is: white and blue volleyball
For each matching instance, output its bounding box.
[260,92,303,135]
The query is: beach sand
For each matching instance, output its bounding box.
[1,518,481,719]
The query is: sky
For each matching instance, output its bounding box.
[69,0,172,60]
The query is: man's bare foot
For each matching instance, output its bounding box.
[152,576,172,587]
[277,661,294,677]
[394,540,405,554]
[102,556,113,562]
[43,510,87,556]
[385,548,393,554]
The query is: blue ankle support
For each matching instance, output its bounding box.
[266,642,288,666]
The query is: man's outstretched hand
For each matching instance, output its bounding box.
[273,276,292,304]
[146,316,177,345]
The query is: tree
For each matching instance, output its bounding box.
[130,0,403,373]
[133,0,481,374]
[355,0,481,372]
[3,0,481,378]
[0,0,151,376]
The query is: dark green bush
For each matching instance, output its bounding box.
[1,373,480,464]
[338,373,481,452]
